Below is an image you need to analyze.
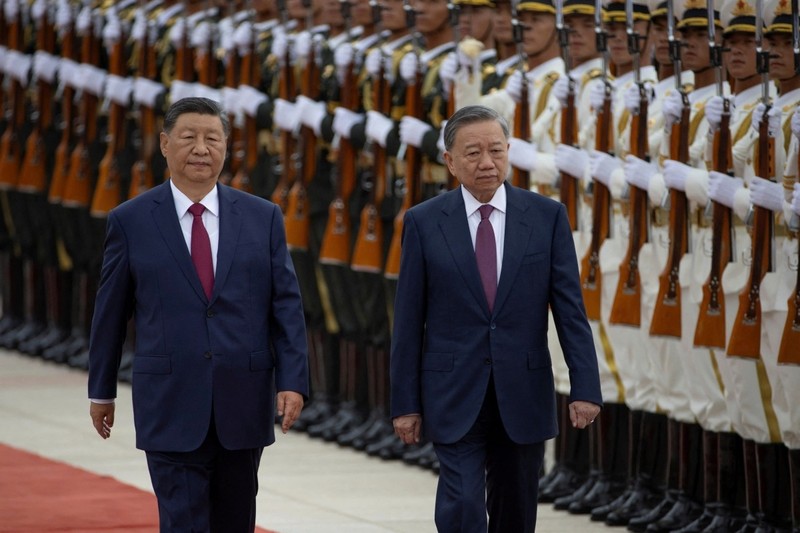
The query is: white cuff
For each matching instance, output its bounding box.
[133,77,165,108]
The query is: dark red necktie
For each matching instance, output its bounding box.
[476,204,497,312]
[188,203,214,299]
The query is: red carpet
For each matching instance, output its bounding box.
[0,444,276,532]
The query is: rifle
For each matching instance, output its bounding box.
[609,0,649,326]
[92,5,128,217]
[129,1,159,198]
[579,0,612,321]
[556,0,579,230]
[231,4,256,193]
[320,0,357,266]
[446,1,460,190]
[694,0,732,348]
[49,2,78,204]
[270,0,295,211]
[511,0,530,191]
[19,2,57,194]
[650,0,690,338]
[0,0,26,190]
[351,2,388,273]
[62,0,102,209]
[727,0,774,358]
[284,0,318,251]
[778,0,800,364]
[385,1,424,279]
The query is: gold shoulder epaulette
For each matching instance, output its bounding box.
[581,68,603,86]
[482,64,497,77]
[681,82,695,93]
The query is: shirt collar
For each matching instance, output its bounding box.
[461,183,507,218]
[170,180,219,218]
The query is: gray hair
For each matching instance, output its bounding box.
[163,97,230,138]
[443,105,510,152]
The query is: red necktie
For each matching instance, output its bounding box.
[188,203,214,299]
[476,204,497,312]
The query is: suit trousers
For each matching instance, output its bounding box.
[433,376,545,533]
[145,415,263,533]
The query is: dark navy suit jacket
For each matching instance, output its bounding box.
[88,181,308,452]
[390,182,602,445]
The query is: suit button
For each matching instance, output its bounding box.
[490,323,496,330]
[203,351,212,359]
[207,310,214,318]
[484,359,491,365]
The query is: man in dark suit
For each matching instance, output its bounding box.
[390,105,602,532]
[88,97,309,532]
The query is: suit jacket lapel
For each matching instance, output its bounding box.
[150,181,209,303]
[439,188,490,315]
[210,184,242,305]
[493,183,534,316]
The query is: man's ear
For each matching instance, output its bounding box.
[160,132,168,157]
[443,151,455,175]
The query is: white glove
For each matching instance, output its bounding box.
[221,86,239,115]
[662,90,684,128]
[589,81,612,113]
[133,77,164,108]
[439,52,457,94]
[295,95,327,136]
[365,48,383,78]
[507,137,538,172]
[105,73,133,107]
[504,70,524,104]
[190,21,211,50]
[33,51,59,84]
[662,160,693,192]
[365,110,393,148]
[624,155,658,191]
[749,176,784,212]
[792,182,800,215]
[589,150,621,188]
[273,98,300,132]
[551,75,573,109]
[555,144,589,179]
[708,171,744,209]
[793,108,800,140]
[293,31,312,61]
[705,96,733,133]
[623,81,655,113]
[271,30,288,63]
[437,120,447,154]
[237,85,268,117]
[333,107,362,139]
[399,52,419,84]
[750,103,781,138]
[400,116,432,148]
[334,43,354,85]
[684,166,709,205]
[233,21,254,56]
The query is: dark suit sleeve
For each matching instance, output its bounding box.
[547,205,603,407]
[88,211,135,400]
[389,210,427,418]
[267,205,310,398]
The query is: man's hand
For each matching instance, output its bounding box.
[277,391,304,434]
[569,401,600,429]
[393,414,422,445]
[90,402,115,439]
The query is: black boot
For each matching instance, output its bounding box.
[754,443,793,531]
[789,449,800,532]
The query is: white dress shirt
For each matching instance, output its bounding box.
[170,180,220,273]
[461,184,506,284]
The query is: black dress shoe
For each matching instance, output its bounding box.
[44,333,87,365]
[702,504,746,533]
[366,432,405,458]
[674,506,716,532]
[568,476,625,515]
[293,397,334,432]
[378,437,409,460]
[337,410,382,448]
[320,403,364,441]
[67,348,90,370]
[308,402,358,440]
[0,315,21,336]
[539,466,585,503]
[646,494,702,532]
[592,487,634,522]
[627,492,677,532]
[402,442,433,465]
[351,416,394,450]
[539,464,564,493]
[605,485,662,526]
[19,325,68,356]
[554,473,598,511]
[414,443,438,470]
[0,321,45,350]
